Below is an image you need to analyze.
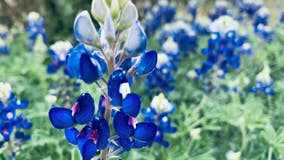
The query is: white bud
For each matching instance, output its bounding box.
[0,82,11,103]
[119,1,138,30]
[49,40,73,61]
[91,0,108,23]
[73,11,98,45]
[151,93,173,113]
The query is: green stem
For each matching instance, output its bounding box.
[268,147,273,160]
[240,124,247,152]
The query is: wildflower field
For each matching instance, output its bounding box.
[1,0,284,160]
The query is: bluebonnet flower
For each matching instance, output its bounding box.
[280,10,284,23]
[49,0,159,159]
[209,1,231,21]
[237,0,263,18]
[192,16,211,35]
[195,16,246,77]
[47,40,73,74]
[0,25,10,55]
[143,0,176,36]
[0,25,9,39]
[0,38,10,55]
[142,93,176,147]
[0,82,32,158]
[253,7,273,42]
[249,63,274,95]
[145,53,176,95]
[187,0,199,23]
[25,11,47,51]
[238,43,253,56]
[159,20,198,56]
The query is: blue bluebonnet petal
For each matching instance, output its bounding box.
[108,69,128,106]
[122,93,141,117]
[113,111,134,138]
[80,54,101,83]
[64,128,79,145]
[92,118,110,149]
[119,138,132,151]
[67,44,85,78]
[77,126,91,151]
[134,122,157,142]
[136,50,157,75]
[49,107,74,129]
[80,139,97,160]
[19,100,29,109]
[74,93,95,124]
[132,140,149,149]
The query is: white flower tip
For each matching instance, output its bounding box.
[119,1,138,30]
[74,10,98,44]
[91,0,108,23]
[28,11,41,22]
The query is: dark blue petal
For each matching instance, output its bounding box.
[92,118,110,150]
[119,138,132,151]
[132,140,149,149]
[19,100,29,109]
[136,50,157,75]
[80,54,101,83]
[74,93,95,125]
[122,93,141,117]
[80,139,97,160]
[134,122,157,142]
[108,69,128,106]
[64,128,79,145]
[49,107,74,129]
[67,44,85,78]
[113,111,134,138]
[78,126,91,151]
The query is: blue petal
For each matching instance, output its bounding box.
[113,111,134,138]
[119,138,132,151]
[73,11,97,44]
[122,93,141,117]
[134,122,157,142]
[125,21,147,55]
[136,50,157,75]
[132,140,149,149]
[64,128,79,145]
[49,107,74,129]
[80,54,101,83]
[108,69,128,106]
[92,118,110,150]
[19,100,29,109]
[74,93,95,124]
[67,44,86,78]
[80,139,97,160]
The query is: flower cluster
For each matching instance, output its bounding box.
[159,20,198,56]
[236,0,263,18]
[145,52,176,95]
[48,0,159,159]
[143,0,176,36]
[0,82,32,158]
[25,11,47,51]
[187,0,199,23]
[253,7,273,42]
[194,16,246,77]
[47,40,73,74]
[142,93,176,148]
[209,1,231,21]
[249,63,274,95]
[0,25,10,55]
